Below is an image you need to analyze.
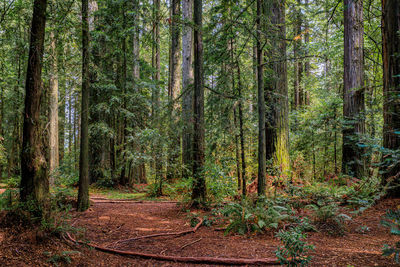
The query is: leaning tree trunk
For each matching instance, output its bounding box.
[342,0,365,178]
[167,0,181,181]
[256,0,266,196]
[77,0,90,212]
[181,0,194,179]
[20,0,49,207]
[48,28,59,185]
[382,0,400,196]
[191,0,206,206]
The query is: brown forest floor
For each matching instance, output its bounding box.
[0,196,399,266]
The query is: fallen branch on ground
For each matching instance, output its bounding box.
[91,199,179,204]
[65,232,282,265]
[179,238,202,250]
[112,218,203,246]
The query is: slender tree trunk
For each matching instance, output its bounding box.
[293,0,302,109]
[167,0,182,181]
[234,108,241,192]
[77,0,90,211]
[20,0,48,207]
[342,0,365,178]
[152,0,163,194]
[304,0,310,105]
[48,29,59,185]
[237,64,246,196]
[191,0,206,205]
[257,0,266,196]
[382,0,400,196]
[181,0,194,179]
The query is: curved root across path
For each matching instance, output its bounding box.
[66,215,283,265]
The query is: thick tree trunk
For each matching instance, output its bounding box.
[342,0,365,178]
[257,0,266,196]
[181,0,194,179]
[191,0,206,205]
[382,0,400,196]
[20,0,48,206]
[167,0,182,181]
[265,0,290,176]
[48,29,59,185]
[77,0,90,211]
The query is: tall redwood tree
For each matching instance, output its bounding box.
[20,0,49,207]
[382,0,400,196]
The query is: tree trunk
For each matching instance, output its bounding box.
[181,0,194,179]
[342,0,365,178]
[234,107,241,192]
[256,0,266,196]
[237,64,246,196]
[77,0,90,211]
[191,0,206,205]
[48,29,59,185]
[265,0,290,177]
[167,0,181,181]
[382,0,400,196]
[20,0,48,207]
[293,0,303,109]
[152,0,163,194]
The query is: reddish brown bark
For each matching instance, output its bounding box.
[382,0,400,196]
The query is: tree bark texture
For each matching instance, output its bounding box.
[48,29,59,185]
[257,0,266,196]
[182,0,194,179]
[192,0,206,205]
[342,0,365,178]
[20,0,49,206]
[77,0,90,211]
[382,0,400,196]
[167,0,182,181]
[265,0,290,176]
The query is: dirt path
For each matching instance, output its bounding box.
[0,196,399,266]
[68,198,400,266]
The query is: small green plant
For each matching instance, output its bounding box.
[275,227,314,266]
[306,202,351,236]
[381,209,400,263]
[44,251,80,266]
[221,198,291,235]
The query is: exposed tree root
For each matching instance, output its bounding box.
[112,218,204,245]
[65,232,282,265]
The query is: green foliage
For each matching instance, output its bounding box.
[306,202,351,236]
[4,177,20,188]
[44,251,80,266]
[275,227,314,266]
[221,197,292,235]
[381,209,400,263]
[164,178,193,201]
[55,152,79,187]
[204,162,237,202]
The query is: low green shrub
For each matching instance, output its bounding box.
[220,197,293,235]
[306,202,351,236]
[381,209,400,263]
[275,226,314,266]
